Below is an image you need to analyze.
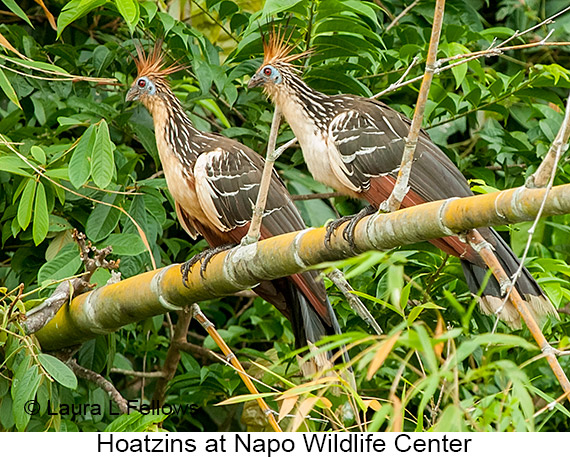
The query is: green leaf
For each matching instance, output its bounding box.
[102,233,146,256]
[0,68,21,109]
[447,43,470,89]
[30,145,46,164]
[1,0,33,27]
[17,179,37,230]
[57,0,108,38]
[38,243,82,284]
[12,364,41,431]
[33,182,49,245]
[85,193,121,242]
[115,0,140,33]
[69,124,96,188]
[38,353,78,389]
[0,154,32,177]
[92,120,115,188]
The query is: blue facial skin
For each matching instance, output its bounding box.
[262,65,282,84]
[126,76,156,101]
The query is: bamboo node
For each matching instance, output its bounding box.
[438,197,460,236]
[293,228,311,268]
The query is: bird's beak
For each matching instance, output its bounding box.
[248,73,263,89]
[125,87,138,102]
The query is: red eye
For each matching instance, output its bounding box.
[263,67,272,76]
[137,79,146,88]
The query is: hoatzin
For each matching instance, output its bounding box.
[248,32,557,328]
[126,43,345,374]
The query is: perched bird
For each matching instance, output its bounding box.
[126,42,346,374]
[248,31,557,328]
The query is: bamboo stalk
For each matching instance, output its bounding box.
[190,304,282,432]
[34,183,570,351]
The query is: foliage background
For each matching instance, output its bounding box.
[0,0,570,432]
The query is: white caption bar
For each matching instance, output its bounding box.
[0,432,563,456]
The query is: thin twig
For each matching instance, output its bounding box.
[380,0,446,212]
[490,92,570,332]
[191,304,282,432]
[466,229,570,399]
[290,191,344,201]
[326,268,383,334]
[67,359,128,414]
[243,108,296,244]
[25,230,118,334]
[152,305,194,405]
[386,0,420,32]
[110,368,165,378]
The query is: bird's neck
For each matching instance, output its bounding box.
[270,73,335,136]
[146,91,201,167]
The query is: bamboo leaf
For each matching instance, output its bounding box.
[366,330,401,380]
[278,395,298,422]
[0,68,22,109]
[91,120,115,189]
[32,181,49,245]
[1,0,33,27]
[292,397,319,432]
[17,179,37,230]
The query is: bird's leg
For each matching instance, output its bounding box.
[324,205,376,250]
[180,243,237,285]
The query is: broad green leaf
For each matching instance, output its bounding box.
[69,124,96,188]
[57,0,108,39]
[38,353,78,390]
[33,181,49,245]
[85,193,121,242]
[0,154,32,177]
[12,364,41,431]
[1,0,33,27]
[0,68,21,109]
[91,120,115,188]
[38,243,82,284]
[115,0,140,33]
[17,179,37,230]
[102,233,146,256]
[448,43,470,89]
[30,145,46,164]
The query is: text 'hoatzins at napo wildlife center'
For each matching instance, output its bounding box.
[96,433,474,454]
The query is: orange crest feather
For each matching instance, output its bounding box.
[133,39,185,78]
[262,28,311,66]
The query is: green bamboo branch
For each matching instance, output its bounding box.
[32,183,570,351]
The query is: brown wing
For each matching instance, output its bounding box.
[329,95,474,201]
[193,141,331,323]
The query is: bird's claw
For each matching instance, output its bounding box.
[180,243,236,286]
[324,215,353,248]
[325,206,376,251]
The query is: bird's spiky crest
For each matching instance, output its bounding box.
[261,27,311,66]
[133,39,185,79]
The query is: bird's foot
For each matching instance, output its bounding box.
[325,215,354,248]
[341,205,376,250]
[181,243,237,286]
[324,206,375,250]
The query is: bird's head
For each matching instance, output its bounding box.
[126,41,183,111]
[248,29,310,99]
